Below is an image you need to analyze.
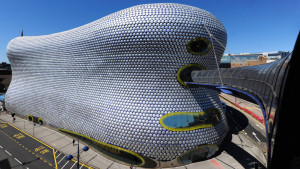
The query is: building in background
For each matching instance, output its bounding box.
[220,51,290,68]
[0,62,11,92]
[0,62,11,70]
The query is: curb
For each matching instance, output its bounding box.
[220,95,264,124]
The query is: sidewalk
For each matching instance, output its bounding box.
[0,110,265,169]
[219,93,264,123]
[0,111,216,169]
[0,111,131,169]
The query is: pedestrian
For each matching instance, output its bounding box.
[13,117,16,123]
[2,101,5,111]
[72,139,75,146]
[130,164,133,169]
[0,101,3,111]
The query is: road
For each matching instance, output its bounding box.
[0,122,92,169]
[54,149,92,169]
[220,96,268,158]
[0,122,56,169]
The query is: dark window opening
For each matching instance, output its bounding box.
[186,37,211,56]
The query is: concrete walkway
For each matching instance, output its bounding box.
[0,109,266,169]
[0,111,199,169]
[220,93,263,116]
[0,111,129,169]
[220,93,265,123]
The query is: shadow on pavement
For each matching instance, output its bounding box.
[226,105,249,134]
[222,135,266,169]
[0,158,11,169]
[216,105,266,169]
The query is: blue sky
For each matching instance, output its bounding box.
[0,0,299,63]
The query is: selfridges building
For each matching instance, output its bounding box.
[6,3,229,168]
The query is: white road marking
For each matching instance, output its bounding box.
[56,152,62,158]
[0,145,3,148]
[58,155,66,164]
[14,158,22,164]
[61,161,69,169]
[70,162,76,169]
[256,124,263,129]
[5,150,12,156]
[252,132,261,142]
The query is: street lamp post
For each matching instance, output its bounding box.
[158,160,162,169]
[33,122,36,136]
[66,137,89,169]
[77,137,80,168]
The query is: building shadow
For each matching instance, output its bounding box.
[0,157,41,169]
[0,158,11,169]
[226,105,249,134]
[215,105,266,169]
[219,134,266,169]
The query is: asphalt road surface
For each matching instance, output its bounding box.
[221,97,268,158]
[54,149,92,169]
[0,122,91,169]
[0,122,56,169]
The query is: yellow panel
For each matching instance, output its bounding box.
[160,108,221,131]
[186,37,212,56]
[38,118,44,125]
[58,128,145,166]
[177,144,219,164]
[27,114,33,121]
[177,63,206,86]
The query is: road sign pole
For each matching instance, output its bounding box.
[77,137,80,169]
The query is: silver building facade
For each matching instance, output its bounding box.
[6,3,228,167]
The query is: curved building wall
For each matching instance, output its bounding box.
[189,54,292,160]
[5,3,228,164]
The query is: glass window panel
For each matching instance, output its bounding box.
[160,108,221,131]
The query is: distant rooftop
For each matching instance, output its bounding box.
[221,51,290,64]
[0,62,11,70]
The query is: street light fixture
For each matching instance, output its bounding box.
[66,137,89,169]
